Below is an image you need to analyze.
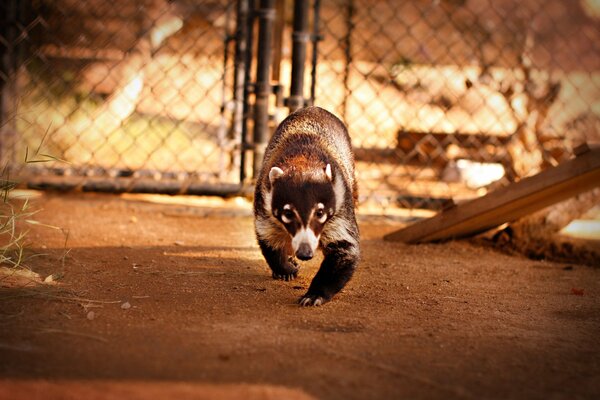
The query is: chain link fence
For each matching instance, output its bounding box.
[2,0,599,211]
[313,0,600,210]
[1,0,243,194]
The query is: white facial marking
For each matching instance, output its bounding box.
[291,227,319,254]
[281,204,294,224]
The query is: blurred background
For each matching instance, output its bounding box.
[1,0,599,213]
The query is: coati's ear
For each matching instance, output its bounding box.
[325,164,333,181]
[269,166,284,185]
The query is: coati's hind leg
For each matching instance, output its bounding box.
[257,239,299,281]
[299,240,359,306]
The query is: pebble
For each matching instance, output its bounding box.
[87,311,95,320]
[121,302,131,310]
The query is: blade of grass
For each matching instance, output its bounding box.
[24,219,62,230]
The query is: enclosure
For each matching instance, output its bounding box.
[1,0,600,399]
[3,0,599,207]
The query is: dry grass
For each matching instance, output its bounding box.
[0,127,67,276]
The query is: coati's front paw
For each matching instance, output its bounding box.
[272,270,298,281]
[272,258,299,281]
[298,294,327,307]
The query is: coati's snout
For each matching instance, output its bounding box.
[290,225,319,260]
[295,243,313,261]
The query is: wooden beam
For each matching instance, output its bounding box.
[384,146,600,243]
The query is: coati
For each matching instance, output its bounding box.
[254,106,360,306]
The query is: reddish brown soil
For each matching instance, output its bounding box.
[1,193,599,399]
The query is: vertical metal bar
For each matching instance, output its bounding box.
[239,0,256,183]
[0,0,19,166]
[271,0,285,83]
[309,0,321,104]
[287,0,310,113]
[218,1,235,179]
[232,0,249,183]
[342,0,354,122]
[251,0,276,178]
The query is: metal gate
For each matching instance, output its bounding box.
[1,1,224,195]
[0,0,322,196]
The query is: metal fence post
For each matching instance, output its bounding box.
[342,0,354,124]
[309,0,322,105]
[0,0,19,166]
[287,0,310,113]
[233,0,250,184]
[252,0,276,178]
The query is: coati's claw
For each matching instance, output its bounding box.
[298,295,325,307]
[272,270,298,281]
[299,297,310,306]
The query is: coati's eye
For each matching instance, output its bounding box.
[281,209,295,223]
[314,204,328,223]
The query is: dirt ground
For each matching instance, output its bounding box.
[1,192,599,400]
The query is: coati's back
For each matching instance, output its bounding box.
[257,107,356,201]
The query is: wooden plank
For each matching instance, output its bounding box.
[384,147,600,243]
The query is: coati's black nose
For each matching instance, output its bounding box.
[296,243,313,261]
